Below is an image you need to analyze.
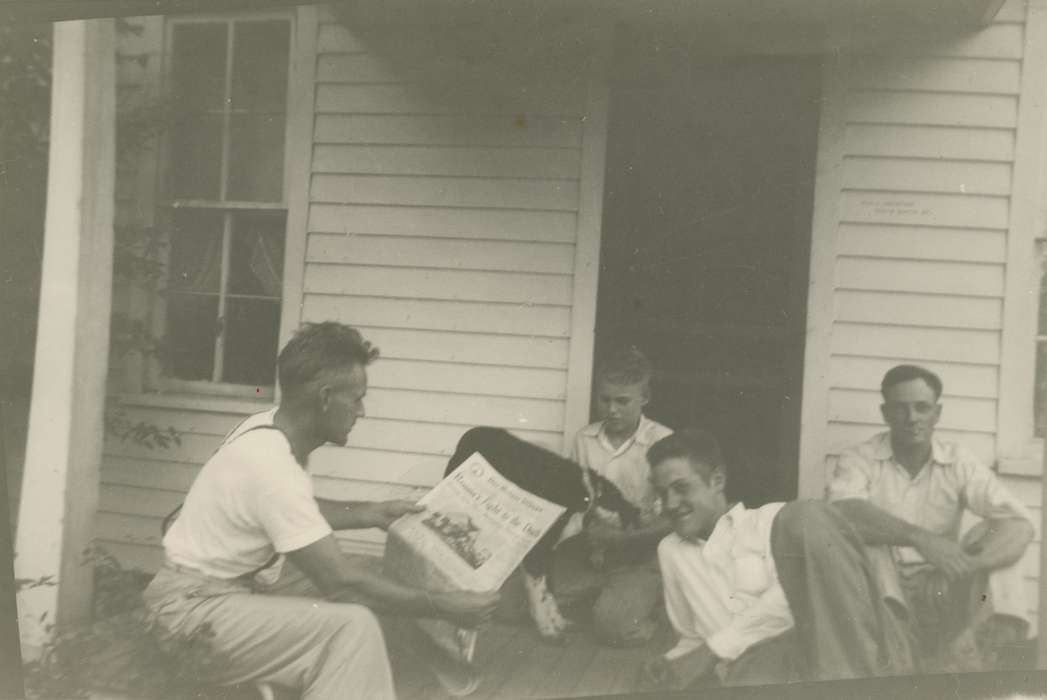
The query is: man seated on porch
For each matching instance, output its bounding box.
[641,429,913,690]
[827,364,1034,671]
[552,346,673,646]
[142,322,499,700]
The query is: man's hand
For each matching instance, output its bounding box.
[913,531,976,581]
[639,655,674,689]
[431,590,501,627]
[366,500,424,530]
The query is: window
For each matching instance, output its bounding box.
[160,17,291,390]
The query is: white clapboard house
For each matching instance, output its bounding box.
[13,0,1047,659]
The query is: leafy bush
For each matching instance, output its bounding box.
[23,548,228,700]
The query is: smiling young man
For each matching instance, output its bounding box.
[641,429,913,690]
[143,322,499,700]
[552,347,673,646]
[828,364,1034,670]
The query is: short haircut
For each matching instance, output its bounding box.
[647,428,726,483]
[880,364,943,401]
[596,346,653,388]
[277,322,379,401]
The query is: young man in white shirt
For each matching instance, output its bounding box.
[143,322,499,700]
[642,429,913,690]
[553,347,673,646]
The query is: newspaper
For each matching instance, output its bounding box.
[383,451,566,663]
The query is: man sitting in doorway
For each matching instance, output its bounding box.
[143,322,499,700]
[551,347,673,646]
[827,364,1034,671]
[642,429,914,689]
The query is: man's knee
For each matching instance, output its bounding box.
[326,603,385,644]
[775,500,835,539]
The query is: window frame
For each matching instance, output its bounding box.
[153,11,296,399]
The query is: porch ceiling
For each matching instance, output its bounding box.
[2,0,1007,34]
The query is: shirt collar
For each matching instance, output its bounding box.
[586,414,659,447]
[872,431,956,467]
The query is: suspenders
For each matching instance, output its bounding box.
[160,421,287,578]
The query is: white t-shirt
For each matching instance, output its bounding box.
[163,408,333,582]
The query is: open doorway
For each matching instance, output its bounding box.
[594,32,822,506]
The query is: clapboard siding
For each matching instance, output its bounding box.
[836,257,1004,297]
[835,290,1003,330]
[836,224,1006,263]
[843,124,1015,162]
[306,233,575,274]
[825,424,997,465]
[847,91,1018,129]
[295,13,586,557]
[308,204,578,242]
[842,157,1012,196]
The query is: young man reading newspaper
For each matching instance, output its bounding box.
[143,322,499,700]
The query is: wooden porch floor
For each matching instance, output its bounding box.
[390,619,670,700]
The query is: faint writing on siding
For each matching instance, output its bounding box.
[858,197,931,219]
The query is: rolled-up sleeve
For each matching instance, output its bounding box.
[960,455,1032,523]
[826,448,873,502]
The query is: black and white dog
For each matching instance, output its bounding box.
[445,427,640,641]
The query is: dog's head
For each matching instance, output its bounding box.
[585,468,642,529]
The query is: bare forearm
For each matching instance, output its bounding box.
[969,517,1034,570]
[316,498,376,530]
[328,567,436,617]
[833,498,929,546]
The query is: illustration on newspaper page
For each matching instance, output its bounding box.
[383,451,566,664]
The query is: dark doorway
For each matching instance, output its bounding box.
[594,31,822,506]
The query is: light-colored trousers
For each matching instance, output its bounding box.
[142,562,396,700]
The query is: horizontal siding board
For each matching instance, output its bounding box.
[849,57,1021,95]
[837,224,1006,263]
[302,294,571,337]
[842,157,1012,196]
[303,263,572,305]
[317,53,404,83]
[100,485,182,518]
[835,290,1002,330]
[306,233,574,274]
[994,0,1027,23]
[831,322,1000,364]
[312,144,581,179]
[96,512,162,547]
[843,124,1015,162]
[102,457,200,492]
[367,358,567,400]
[829,356,999,399]
[314,114,582,148]
[313,477,429,505]
[346,418,562,455]
[846,91,1018,128]
[839,191,1009,230]
[835,257,1004,297]
[826,422,996,463]
[315,83,585,118]
[829,388,996,432]
[310,173,580,211]
[308,204,577,243]
[104,432,221,464]
[351,326,569,369]
[309,446,450,485]
[364,387,564,432]
[106,406,246,437]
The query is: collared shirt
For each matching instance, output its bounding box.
[570,414,673,526]
[826,431,1031,565]
[658,502,792,662]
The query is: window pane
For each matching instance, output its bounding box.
[231,21,290,112]
[171,23,227,112]
[166,294,219,381]
[168,210,224,293]
[227,114,286,201]
[168,114,223,200]
[228,212,286,297]
[222,299,281,386]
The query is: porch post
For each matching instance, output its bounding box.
[14,18,116,654]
